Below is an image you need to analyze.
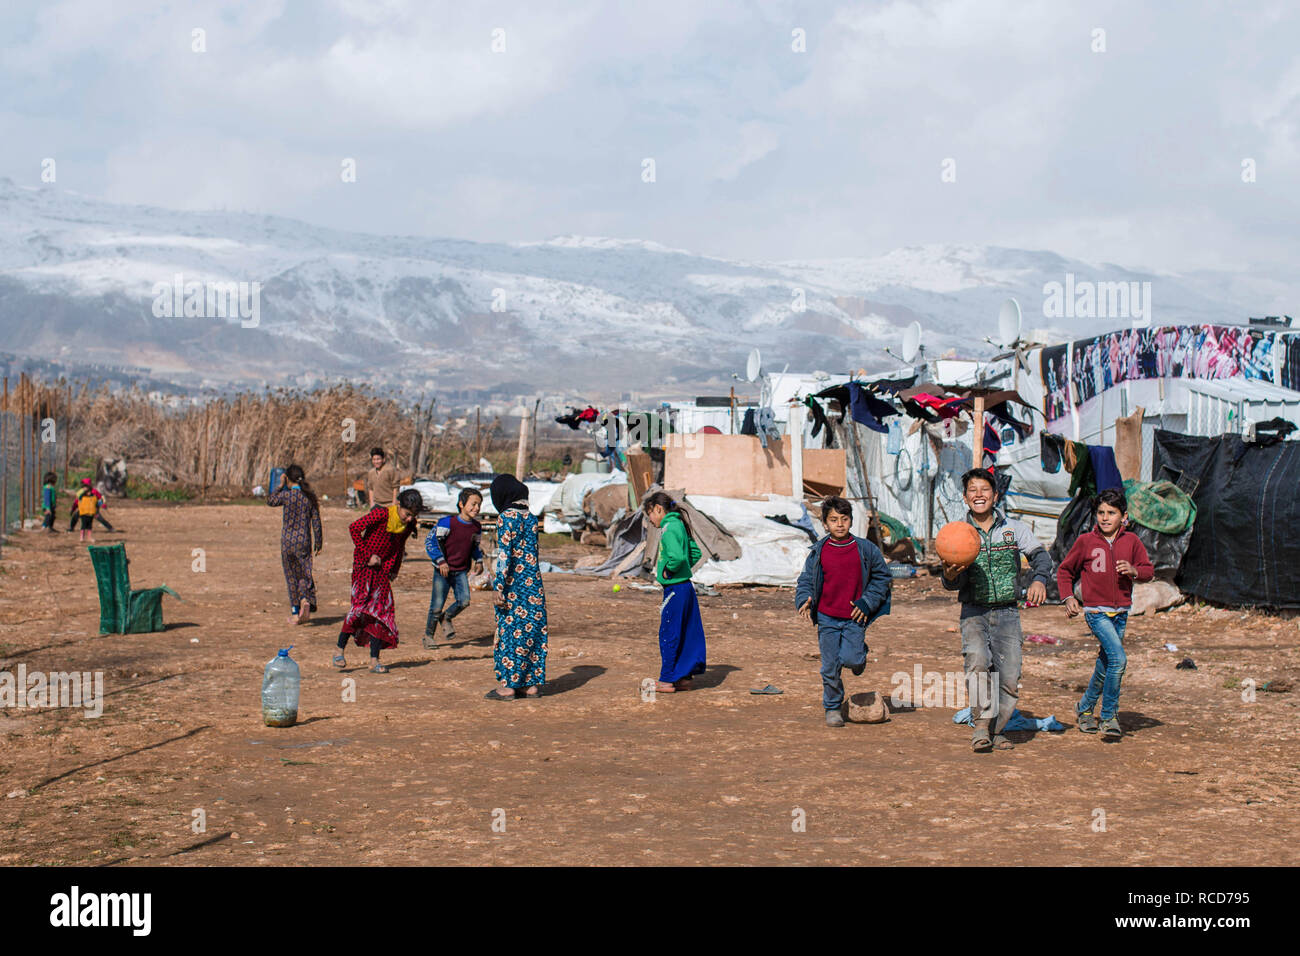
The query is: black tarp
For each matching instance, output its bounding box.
[1153,429,1300,608]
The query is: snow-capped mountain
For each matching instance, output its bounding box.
[0,178,1288,395]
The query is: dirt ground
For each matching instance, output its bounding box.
[0,500,1297,866]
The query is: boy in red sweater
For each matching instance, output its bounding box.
[1056,488,1154,740]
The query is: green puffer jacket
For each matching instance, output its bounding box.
[656,511,702,585]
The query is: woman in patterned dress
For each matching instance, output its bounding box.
[333,488,422,674]
[268,465,323,625]
[485,475,548,700]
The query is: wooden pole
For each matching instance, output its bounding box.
[789,401,804,499]
[18,375,27,526]
[62,381,70,488]
[1,376,7,536]
[475,406,482,470]
[971,394,986,469]
[200,403,209,498]
[514,406,531,479]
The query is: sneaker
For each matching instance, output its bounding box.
[443,621,456,642]
[422,632,439,649]
[1099,717,1123,740]
[1077,709,1100,734]
[825,709,846,728]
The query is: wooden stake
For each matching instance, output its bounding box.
[971,394,986,469]
[1,376,7,536]
[514,406,531,479]
[18,375,27,526]
[63,381,70,488]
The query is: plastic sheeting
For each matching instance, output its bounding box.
[546,470,628,523]
[1154,429,1300,608]
[405,478,561,517]
[687,494,820,587]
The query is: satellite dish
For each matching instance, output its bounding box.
[901,322,923,363]
[746,348,762,383]
[997,298,1023,348]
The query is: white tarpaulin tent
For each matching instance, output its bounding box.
[687,494,819,587]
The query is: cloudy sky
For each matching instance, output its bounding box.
[3,0,1299,275]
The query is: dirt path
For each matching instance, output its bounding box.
[1,501,1297,865]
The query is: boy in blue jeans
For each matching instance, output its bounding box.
[424,488,484,648]
[1056,488,1153,741]
[795,496,891,727]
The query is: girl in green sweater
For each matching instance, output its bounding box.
[644,492,707,693]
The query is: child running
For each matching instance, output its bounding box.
[424,487,485,648]
[333,488,423,674]
[1056,488,1153,741]
[485,475,548,700]
[795,496,891,727]
[267,464,323,625]
[41,472,57,533]
[941,469,1053,752]
[644,491,707,694]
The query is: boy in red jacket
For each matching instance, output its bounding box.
[1056,488,1154,740]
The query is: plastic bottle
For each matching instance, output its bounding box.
[262,647,300,727]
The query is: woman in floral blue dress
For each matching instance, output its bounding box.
[486,475,548,700]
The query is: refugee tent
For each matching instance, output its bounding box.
[1153,429,1300,608]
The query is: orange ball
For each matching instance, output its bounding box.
[935,521,981,565]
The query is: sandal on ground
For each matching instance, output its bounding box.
[1077,709,1100,734]
[331,654,346,669]
[369,663,389,674]
[672,678,693,691]
[1099,717,1123,740]
[971,732,993,753]
[749,684,783,695]
[522,687,542,698]
[993,735,1015,750]
[484,688,518,701]
[655,681,678,693]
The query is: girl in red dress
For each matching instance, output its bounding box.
[333,488,422,674]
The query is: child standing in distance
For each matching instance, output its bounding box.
[334,488,422,674]
[41,472,58,533]
[942,469,1053,753]
[71,478,99,543]
[1056,488,1153,741]
[424,487,485,648]
[485,475,548,700]
[267,464,323,625]
[795,496,891,727]
[644,491,707,694]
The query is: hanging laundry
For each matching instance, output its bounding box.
[1088,445,1123,492]
[1040,432,1067,474]
[846,382,898,433]
[804,396,835,447]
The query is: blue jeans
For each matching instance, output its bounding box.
[959,605,1022,736]
[427,569,470,635]
[1078,611,1128,720]
[817,613,867,711]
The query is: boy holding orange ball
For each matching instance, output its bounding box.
[941,469,1053,753]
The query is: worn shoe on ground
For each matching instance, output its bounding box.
[1077,709,1100,734]
[825,709,846,728]
[1100,717,1123,740]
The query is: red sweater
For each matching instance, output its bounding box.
[1056,528,1154,608]
[819,536,863,618]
